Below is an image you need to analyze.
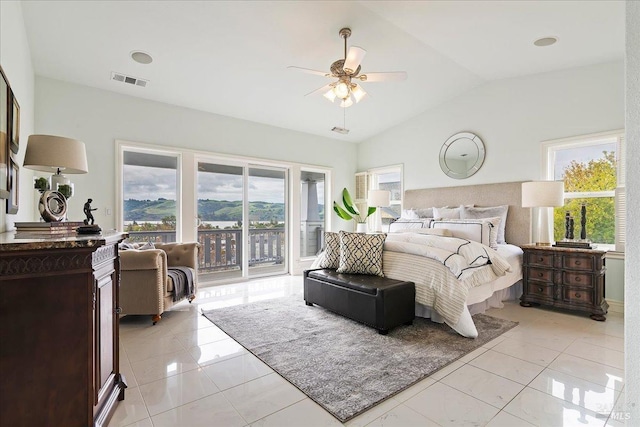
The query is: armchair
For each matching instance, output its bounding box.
[119,242,199,324]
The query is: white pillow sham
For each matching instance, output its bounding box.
[388,218,434,232]
[460,205,509,244]
[430,217,500,249]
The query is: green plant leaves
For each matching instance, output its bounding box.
[333,201,354,221]
[341,188,360,216]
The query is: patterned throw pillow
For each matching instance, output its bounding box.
[336,231,386,277]
[316,232,340,269]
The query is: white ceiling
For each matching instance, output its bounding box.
[20,1,625,143]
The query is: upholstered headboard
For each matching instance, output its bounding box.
[404,181,530,247]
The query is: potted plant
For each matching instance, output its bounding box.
[333,188,376,232]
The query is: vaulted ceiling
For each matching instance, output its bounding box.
[20,1,625,142]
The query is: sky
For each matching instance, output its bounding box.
[123,165,318,203]
[553,142,616,180]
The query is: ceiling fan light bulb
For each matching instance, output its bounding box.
[340,97,354,108]
[333,81,350,99]
[323,90,337,102]
[351,84,367,103]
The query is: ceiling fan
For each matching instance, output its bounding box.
[288,28,407,108]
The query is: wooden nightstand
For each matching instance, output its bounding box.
[520,244,608,321]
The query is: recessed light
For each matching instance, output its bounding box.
[131,51,153,64]
[534,37,558,47]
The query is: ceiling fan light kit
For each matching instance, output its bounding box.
[289,27,407,109]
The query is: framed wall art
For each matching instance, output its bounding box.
[10,91,19,155]
[7,155,18,214]
[0,66,9,200]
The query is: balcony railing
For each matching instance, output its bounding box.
[126,228,285,273]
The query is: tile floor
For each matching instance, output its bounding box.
[110,275,626,427]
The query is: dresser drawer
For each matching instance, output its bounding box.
[563,287,594,305]
[526,252,554,268]
[562,255,595,271]
[528,267,553,282]
[527,282,554,299]
[562,271,595,287]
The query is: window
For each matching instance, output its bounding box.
[122,149,181,242]
[543,131,625,251]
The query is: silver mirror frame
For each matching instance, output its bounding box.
[439,132,485,179]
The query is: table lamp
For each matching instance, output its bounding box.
[23,135,88,222]
[368,189,390,233]
[522,181,564,246]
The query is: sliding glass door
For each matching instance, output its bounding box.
[196,162,244,282]
[248,167,287,277]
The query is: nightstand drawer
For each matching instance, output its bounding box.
[526,252,553,267]
[528,283,554,298]
[562,255,595,271]
[562,271,594,287]
[528,267,552,282]
[563,287,594,305]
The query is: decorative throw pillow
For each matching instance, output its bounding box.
[137,241,156,250]
[392,228,453,237]
[337,231,386,277]
[118,242,136,251]
[413,207,434,218]
[461,205,509,244]
[400,209,420,219]
[316,232,340,269]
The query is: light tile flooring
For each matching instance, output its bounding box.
[110,275,626,427]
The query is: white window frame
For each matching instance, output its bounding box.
[542,130,625,252]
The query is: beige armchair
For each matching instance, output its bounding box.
[119,242,199,324]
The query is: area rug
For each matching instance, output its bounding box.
[201,295,517,422]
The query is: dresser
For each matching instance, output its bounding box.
[520,244,607,320]
[0,231,128,426]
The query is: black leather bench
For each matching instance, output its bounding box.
[303,268,415,335]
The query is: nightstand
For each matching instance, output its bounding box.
[520,244,608,321]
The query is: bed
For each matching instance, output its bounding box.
[387,181,530,337]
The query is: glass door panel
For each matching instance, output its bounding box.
[197,162,244,283]
[248,167,287,276]
[300,170,325,258]
[123,151,179,243]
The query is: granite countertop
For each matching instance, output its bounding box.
[0,230,128,252]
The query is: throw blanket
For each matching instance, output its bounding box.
[382,233,512,328]
[168,266,195,302]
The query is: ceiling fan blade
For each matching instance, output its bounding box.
[287,66,331,77]
[343,46,366,74]
[358,71,408,82]
[304,83,333,97]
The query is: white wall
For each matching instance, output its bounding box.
[357,61,624,190]
[625,0,639,421]
[35,77,357,231]
[0,1,35,232]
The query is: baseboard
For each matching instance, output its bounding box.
[606,299,624,314]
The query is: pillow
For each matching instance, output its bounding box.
[316,232,340,269]
[136,241,156,250]
[433,206,462,219]
[118,242,136,251]
[400,209,419,220]
[413,208,434,218]
[461,205,509,244]
[337,231,386,277]
[390,228,453,237]
[431,217,500,249]
[388,218,432,233]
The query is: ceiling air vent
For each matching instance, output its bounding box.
[111,71,149,87]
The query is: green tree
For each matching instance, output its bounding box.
[554,151,616,244]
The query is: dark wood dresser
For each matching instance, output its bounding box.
[0,231,128,426]
[520,244,608,320]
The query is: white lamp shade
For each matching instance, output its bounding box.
[368,189,390,207]
[23,135,89,174]
[522,181,564,207]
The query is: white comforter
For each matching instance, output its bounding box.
[382,233,513,338]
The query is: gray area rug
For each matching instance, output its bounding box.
[201,295,517,422]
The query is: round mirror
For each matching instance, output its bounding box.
[439,132,485,179]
